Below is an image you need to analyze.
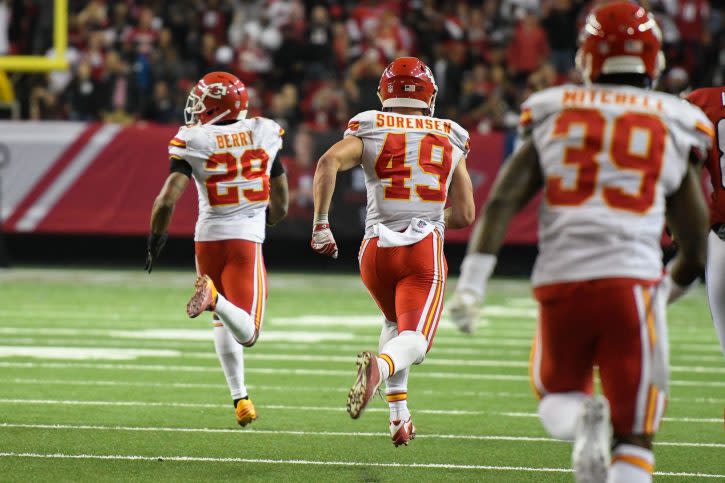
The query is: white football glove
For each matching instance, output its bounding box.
[447,253,497,334]
[311,214,338,259]
[448,290,480,334]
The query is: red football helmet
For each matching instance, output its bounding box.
[576,1,665,84]
[378,57,438,116]
[185,71,249,125]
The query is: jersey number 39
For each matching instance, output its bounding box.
[548,108,666,214]
[205,149,270,206]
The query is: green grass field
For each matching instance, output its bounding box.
[0,268,722,482]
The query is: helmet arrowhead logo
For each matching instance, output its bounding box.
[206,83,228,99]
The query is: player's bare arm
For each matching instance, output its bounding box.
[448,139,542,331]
[468,139,542,255]
[444,157,475,229]
[311,135,364,258]
[146,172,190,272]
[267,174,289,226]
[664,164,709,299]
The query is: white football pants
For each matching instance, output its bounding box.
[706,231,725,358]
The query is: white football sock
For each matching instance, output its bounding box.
[608,444,653,483]
[378,330,427,380]
[386,369,410,421]
[538,392,587,441]
[456,253,497,298]
[213,323,247,400]
[378,319,411,421]
[214,293,255,344]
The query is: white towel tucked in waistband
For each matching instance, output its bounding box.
[373,218,437,248]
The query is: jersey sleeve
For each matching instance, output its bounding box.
[252,117,284,155]
[448,121,470,157]
[344,111,377,138]
[518,86,565,138]
[685,90,718,164]
[677,98,715,165]
[168,125,207,161]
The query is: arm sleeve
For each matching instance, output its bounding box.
[270,153,286,178]
[169,156,192,178]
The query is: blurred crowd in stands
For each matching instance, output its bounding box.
[0,0,721,219]
[0,0,721,131]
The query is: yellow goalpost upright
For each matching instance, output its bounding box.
[0,0,68,72]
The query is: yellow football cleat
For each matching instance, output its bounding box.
[235,398,257,427]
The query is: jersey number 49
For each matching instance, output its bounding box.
[374,133,454,202]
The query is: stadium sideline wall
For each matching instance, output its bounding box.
[0,121,539,274]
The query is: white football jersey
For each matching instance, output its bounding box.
[344,110,470,238]
[522,84,714,286]
[169,118,284,242]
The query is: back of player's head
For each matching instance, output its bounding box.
[377,57,438,116]
[575,1,665,87]
[185,71,249,125]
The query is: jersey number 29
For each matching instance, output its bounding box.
[205,149,270,206]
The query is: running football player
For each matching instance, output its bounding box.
[448,3,712,482]
[146,71,288,427]
[687,86,725,358]
[311,57,475,446]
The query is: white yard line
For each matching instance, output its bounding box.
[1,422,722,449]
[0,452,721,478]
[2,359,724,387]
[0,361,530,381]
[498,411,722,424]
[0,326,720,352]
[0,398,720,423]
[0,360,718,388]
[0,345,723,374]
[3,377,723,405]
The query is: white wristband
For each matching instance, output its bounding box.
[457,253,497,298]
[313,214,329,226]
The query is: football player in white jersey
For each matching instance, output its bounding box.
[310,57,475,446]
[146,71,289,427]
[448,3,713,483]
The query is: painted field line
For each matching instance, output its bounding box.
[0,338,530,357]
[0,398,480,416]
[0,452,722,478]
[5,344,723,375]
[0,377,528,399]
[498,411,723,424]
[0,306,535,323]
[3,377,723,405]
[675,354,725,364]
[2,423,722,449]
[1,326,721,353]
[0,328,360,345]
[0,361,530,382]
[0,398,720,423]
[2,360,724,389]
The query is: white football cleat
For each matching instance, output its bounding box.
[572,395,612,483]
[447,290,480,334]
[390,417,416,447]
